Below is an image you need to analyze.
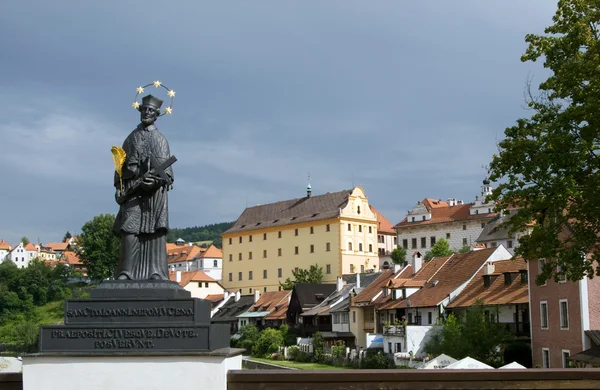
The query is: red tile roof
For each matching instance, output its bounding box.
[382,248,498,309]
[169,270,216,287]
[24,243,37,252]
[370,205,396,234]
[199,244,222,258]
[45,242,69,252]
[353,269,395,306]
[167,245,204,264]
[447,257,529,308]
[395,199,497,228]
[263,292,292,320]
[250,291,291,313]
[0,240,10,250]
[204,294,225,302]
[62,251,82,265]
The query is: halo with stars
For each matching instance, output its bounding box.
[131,80,176,116]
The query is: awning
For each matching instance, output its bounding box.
[237,311,271,318]
[568,345,600,365]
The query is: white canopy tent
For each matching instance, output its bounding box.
[419,354,458,369]
[445,356,494,369]
[499,361,526,369]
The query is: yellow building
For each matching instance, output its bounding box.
[221,186,380,295]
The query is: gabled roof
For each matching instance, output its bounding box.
[369,205,396,234]
[447,257,528,308]
[211,296,255,322]
[381,248,498,309]
[476,214,513,243]
[168,270,217,287]
[302,284,354,317]
[198,244,222,259]
[352,270,395,306]
[341,272,382,289]
[24,243,37,252]
[167,245,204,264]
[223,189,353,234]
[264,298,290,321]
[0,240,10,250]
[292,284,338,310]
[45,242,69,252]
[385,256,449,289]
[396,199,496,228]
[62,251,82,265]
[249,291,291,313]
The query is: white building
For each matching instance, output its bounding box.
[167,243,222,280]
[169,270,225,300]
[8,242,38,269]
[395,179,497,254]
[0,240,11,262]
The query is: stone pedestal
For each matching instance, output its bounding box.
[24,281,242,389]
[23,350,243,390]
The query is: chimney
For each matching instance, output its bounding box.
[188,242,192,247]
[176,271,182,283]
[224,291,230,301]
[235,291,241,302]
[412,252,423,274]
[254,289,260,303]
[356,273,361,289]
[447,198,456,207]
[336,277,344,292]
[394,263,402,272]
[483,262,495,275]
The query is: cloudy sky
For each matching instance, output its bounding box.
[0,1,556,244]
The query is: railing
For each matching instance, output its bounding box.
[300,324,332,336]
[383,325,405,337]
[228,369,600,389]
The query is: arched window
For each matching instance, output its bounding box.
[357,205,361,214]
[348,242,353,251]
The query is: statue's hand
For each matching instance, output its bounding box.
[140,175,157,191]
[115,189,125,205]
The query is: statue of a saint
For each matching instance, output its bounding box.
[113,94,174,280]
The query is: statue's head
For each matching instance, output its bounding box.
[139,94,163,126]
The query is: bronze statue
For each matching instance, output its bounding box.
[112,84,177,281]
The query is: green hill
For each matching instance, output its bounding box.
[166,221,234,248]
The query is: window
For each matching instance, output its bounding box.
[420,237,426,248]
[361,265,365,272]
[264,287,267,292]
[411,238,417,249]
[278,248,282,256]
[562,350,571,368]
[238,253,242,261]
[369,226,372,234]
[238,272,242,281]
[462,238,468,246]
[205,282,209,288]
[249,235,253,242]
[213,260,218,267]
[309,244,314,253]
[263,233,267,240]
[540,301,548,329]
[229,238,232,245]
[239,237,242,243]
[491,242,497,247]
[557,265,567,283]
[538,259,547,286]
[507,240,513,248]
[394,237,397,245]
[421,216,425,221]
[359,243,363,252]
[353,311,356,323]
[368,244,373,252]
[560,299,569,329]
[446,233,451,239]
[430,236,436,246]
[462,224,466,230]
[481,223,485,228]
[359,225,362,233]
[326,243,331,251]
[229,254,232,262]
[249,271,253,280]
[263,249,267,258]
[263,270,267,279]
[326,264,331,274]
[333,313,340,324]
[350,264,355,273]
[408,313,413,324]
[428,312,432,325]
[278,268,282,278]
[341,312,349,324]
[310,226,314,234]
[542,348,550,368]
[229,273,232,282]
[357,206,361,214]
[249,251,253,260]
[278,231,282,238]
[348,223,352,231]
[348,242,353,251]
[475,210,479,215]
[249,288,252,294]
[295,246,299,255]
[403,239,408,249]
[326,224,330,232]
[295,229,298,236]
[411,216,415,222]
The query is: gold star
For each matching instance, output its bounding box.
[136,86,144,94]
[132,101,140,109]
[167,90,176,98]
[164,107,172,114]
[153,80,161,88]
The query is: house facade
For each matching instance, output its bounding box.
[169,270,225,299]
[8,242,38,268]
[475,211,534,255]
[221,186,385,295]
[0,240,12,261]
[528,256,600,368]
[395,180,497,254]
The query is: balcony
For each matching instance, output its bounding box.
[383,325,405,337]
[505,322,531,338]
[363,322,375,332]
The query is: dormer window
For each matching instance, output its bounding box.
[504,273,512,285]
[402,289,406,299]
[357,206,361,214]
[520,270,528,284]
[412,217,415,222]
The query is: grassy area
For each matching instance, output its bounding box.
[250,357,348,370]
[35,301,64,325]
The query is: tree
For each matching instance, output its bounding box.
[489,0,600,283]
[77,214,120,280]
[63,231,72,242]
[235,324,259,353]
[252,328,284,357]
[20,237,30,246]
[458,245,471,254]
[427,238,453,259]
[280,264,324,290]
[424,304,508,366]
[391,246,407,265]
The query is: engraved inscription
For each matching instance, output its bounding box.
[50,328,200,350]
[65,307,194,318]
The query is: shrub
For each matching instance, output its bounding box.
[252,328,284,357]
[312,332,325,363]
[362,353,395,369]
[287,345,300,361]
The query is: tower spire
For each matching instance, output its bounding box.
[307,173,312,198]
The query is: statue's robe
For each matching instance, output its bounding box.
[113,124,173,280]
